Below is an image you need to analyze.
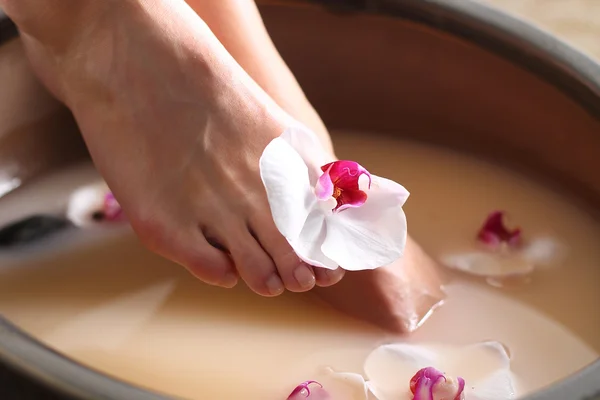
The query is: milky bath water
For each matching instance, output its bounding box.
[0,131,598,399]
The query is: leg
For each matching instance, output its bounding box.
[185,0,333,155]
[185,0,343,287]
[186,1,446,332]
[1,0,338,295]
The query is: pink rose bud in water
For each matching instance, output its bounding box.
[410,367,465,400]
[315,160,372,212]
[287,381,330,400]
[477,211,521,248]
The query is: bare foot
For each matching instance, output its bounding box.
[2,0,345,295]
[313,237,446,333]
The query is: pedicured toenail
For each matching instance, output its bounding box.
[266,274,285,296]
[221,271,239,288]
[326,268,342,281]
[293,264,316,289]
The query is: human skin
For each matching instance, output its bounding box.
[0,0,331,296]
[0,0,444,332]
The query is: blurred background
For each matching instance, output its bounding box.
[481,0,600,60]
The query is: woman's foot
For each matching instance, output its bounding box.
[313,237,446,333]
[2,0,345,295]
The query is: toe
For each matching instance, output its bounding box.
[314,267,345,287]
[220,223,285,297]
[136,220,238,288]
[182,239,239,288]
[248,213,316,293]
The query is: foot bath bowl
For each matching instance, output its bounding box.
[0,0,599,399]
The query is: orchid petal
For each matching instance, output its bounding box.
[364,344,437,397]
[290,209,338,269]
[358,174,371,191]
[321,160,371,190]
[260,136,316,240]
[261,126,409,272]
[469,370,516,400]
[280,125,331,185]
[477,211,521,248]
[287,381,330,399]
[321,176,408,270]
[520,237,568,268]
[327,370,370,400]
[335,189,368,212]
[364,342,515,400]
[370,176,410,206]
[409,367,465,400]
[67,183,110,227]
[103,193,124,221]
[440,252,534,278]
[315,165,335,201]
[317,160,371,211]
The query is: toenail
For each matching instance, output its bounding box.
[221,271,239,288]
[293,264,316,289]
[266,274,285,296]
[323,268,343,284]
[326,268,342,279]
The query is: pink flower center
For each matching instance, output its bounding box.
[102,193,124,222]
[409,367,465,400]
[287,381,329,399]
[315,160,372,212]
[477,211,521,249]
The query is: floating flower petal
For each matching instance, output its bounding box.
[409,367,465,400]
[477,211,521,249]
[287,381,330,399]
[325,369,370,400]
[441,211,567,282]
[441,252,534,278]
[519,237,568,268]
[363,341,515,400]
[260,125,409,271]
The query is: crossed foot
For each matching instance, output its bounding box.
[3,0,344,296]
[2,0,444,331]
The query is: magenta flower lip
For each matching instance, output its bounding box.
[287,381,325,399]
[477,211,521,248]
[103,192,124,221]
[316,160,372,212]
[409,367,465,400]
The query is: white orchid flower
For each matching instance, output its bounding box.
[286,341,515,400]
[363,341,516,400]
[259,125,409,271]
